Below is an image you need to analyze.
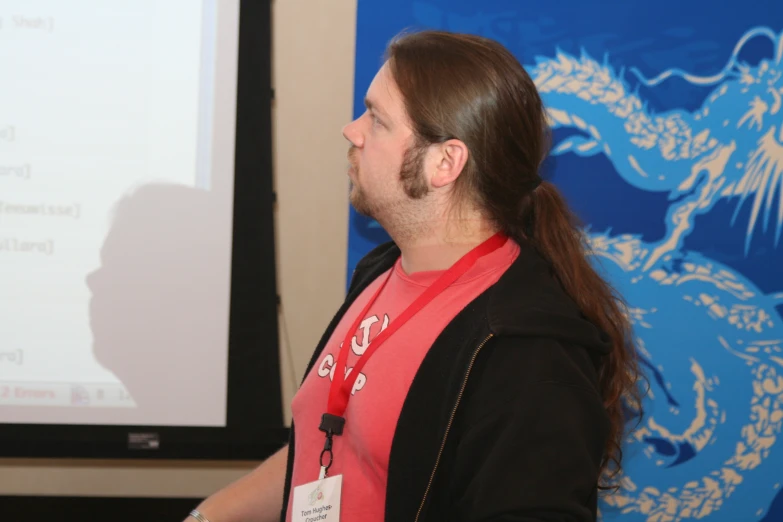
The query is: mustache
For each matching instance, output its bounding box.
[348,146,359,167]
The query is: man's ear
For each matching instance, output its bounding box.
[430,139,469,189]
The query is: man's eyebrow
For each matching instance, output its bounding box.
[364,97,390,120]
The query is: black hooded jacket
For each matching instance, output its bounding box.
[281,238,612,521]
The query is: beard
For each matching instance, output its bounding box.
[349,143,429,219]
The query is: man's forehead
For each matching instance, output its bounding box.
[366,64,402,115]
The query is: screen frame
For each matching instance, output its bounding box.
[0,0,287,461]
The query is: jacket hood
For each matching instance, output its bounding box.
[486,238,613,357]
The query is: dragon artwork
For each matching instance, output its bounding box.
[532,27,783,522]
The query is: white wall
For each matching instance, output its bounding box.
[0,0,357,499]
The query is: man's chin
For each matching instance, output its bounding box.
[349,189,371,218]
[350,201,372,218]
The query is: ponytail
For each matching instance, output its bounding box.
[526,181,643,490]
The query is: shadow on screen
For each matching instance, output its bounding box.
[86,183,228,425]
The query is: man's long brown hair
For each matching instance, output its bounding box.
[386,30,644,489]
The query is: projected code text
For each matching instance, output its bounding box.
[0,237,54,255]
[0,350,24,365]
[0,125,14,142]
[8,15,55,33]
[0,164,31,180]
[0,201,81,219]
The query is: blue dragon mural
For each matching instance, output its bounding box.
[533,27,783,521]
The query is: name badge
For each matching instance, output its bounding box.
[292,474,342,522]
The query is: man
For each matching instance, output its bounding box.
[187,30,642,522]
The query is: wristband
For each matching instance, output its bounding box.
[189,509,212,522]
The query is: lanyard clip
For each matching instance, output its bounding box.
[319,413,345,436]
[318,413,344,479]
[319,432,334,479]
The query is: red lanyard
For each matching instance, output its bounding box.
[326,232,508,417]
[316,232,508,478]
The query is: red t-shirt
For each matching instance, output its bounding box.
[286,239,520,521]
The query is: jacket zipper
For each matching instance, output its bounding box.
[414,333,494,522]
